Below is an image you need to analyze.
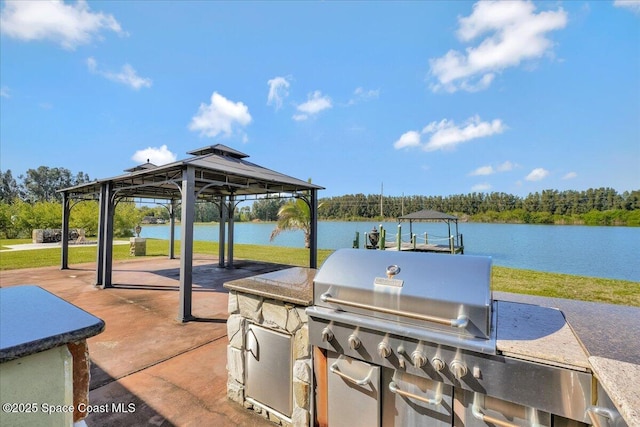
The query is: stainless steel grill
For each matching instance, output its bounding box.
[306,249,595,427]
[312,249,494,352]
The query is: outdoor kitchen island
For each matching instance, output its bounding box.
[224,267,316,427]
[224,251,637,427]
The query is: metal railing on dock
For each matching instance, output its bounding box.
[354,224,463,254]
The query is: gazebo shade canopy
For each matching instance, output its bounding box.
[59,144,323,201]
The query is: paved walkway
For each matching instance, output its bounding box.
[0,256,290,426]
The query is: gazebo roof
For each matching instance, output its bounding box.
[59,144,323,201]
[398,209,458,222]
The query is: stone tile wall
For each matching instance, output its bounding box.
[227,290,311,427]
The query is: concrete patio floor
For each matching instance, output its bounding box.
[0,255,293,426]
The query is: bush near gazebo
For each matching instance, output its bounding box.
[0,199,143,239]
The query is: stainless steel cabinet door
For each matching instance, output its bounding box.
[327,352,381,427]
[245,324,293,417]
[382,370,453,427]
[454,389,551,427]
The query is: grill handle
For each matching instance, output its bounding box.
[472,392,543,427]
[329,357,375,386]
[389,381,443,406]
[586,406,619,427]
[320,293,469,328]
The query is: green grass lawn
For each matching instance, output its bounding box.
[1,238,638,307]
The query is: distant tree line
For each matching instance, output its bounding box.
[318,188,640,226]
[2,165,639,239]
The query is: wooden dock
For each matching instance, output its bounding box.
[356,219,465,255]
[383,242,464,254]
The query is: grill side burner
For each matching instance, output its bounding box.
[307,249,594,426]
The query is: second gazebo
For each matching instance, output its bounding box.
[396,209,464,254]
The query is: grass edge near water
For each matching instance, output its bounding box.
[1,238,638,307]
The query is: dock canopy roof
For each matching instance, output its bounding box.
[398,209,461,249]
[60,144,323,201]
[398,209,458,222]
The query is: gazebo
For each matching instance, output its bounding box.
[58,144,323,322]
[398,209,463,253]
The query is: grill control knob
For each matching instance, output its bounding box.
[348,334,361,350]
[377,342,392,358]
[431,357,445,372]
[321,328,334,342]
[450,360,468,379]
[411,351,427,368]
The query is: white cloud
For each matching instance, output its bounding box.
[348,87,380,105]
[0,0,125,50]
[429,0,567,92]
[525,168,549,181]
[0,86,9,98]
[496,160,515,172]
[87,56,97,72]
[293,91,332,121]
[562,171,577,180]
[87,57,152,90]
[472,183,492,192]
[422,115,506,151]
[189,92,252,138]
[267,76,290,110]
[394,115,506,152]
[470,165,495,176]
[393,131,421,149]
[469,160,515,176]
[132,145,177,165]
[614,0,640,13]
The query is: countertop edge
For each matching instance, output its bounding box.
[0,320,105,363]
[0,285,106,363]
[589,356,640,427]
[223,267,315,307]
[224,282,312,306]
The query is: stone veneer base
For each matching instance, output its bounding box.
[227,290,311,427]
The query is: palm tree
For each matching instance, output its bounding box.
[270,198,313,248]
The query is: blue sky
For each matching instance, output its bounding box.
[1,0,639,199]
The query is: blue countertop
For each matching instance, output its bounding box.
[0,285,105,363]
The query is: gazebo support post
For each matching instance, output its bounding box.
[61,192,70,270]
[169,200,176,260]
[218,196,226,268]
[227,194,235,268]
[178,166,195,322]
[101,183,115,289]
[95,183,107,287]
[310,189,318,268]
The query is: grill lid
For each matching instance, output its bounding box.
[314,249,493,340]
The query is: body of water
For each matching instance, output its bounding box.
[139,221,640,282]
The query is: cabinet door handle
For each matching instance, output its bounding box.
[586,406,620,427]
[329,356,375,386]
[472,392,544,427]
[245,328,259,359]
[388,381,443,406]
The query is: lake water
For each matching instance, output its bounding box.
[139,221,640,282]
